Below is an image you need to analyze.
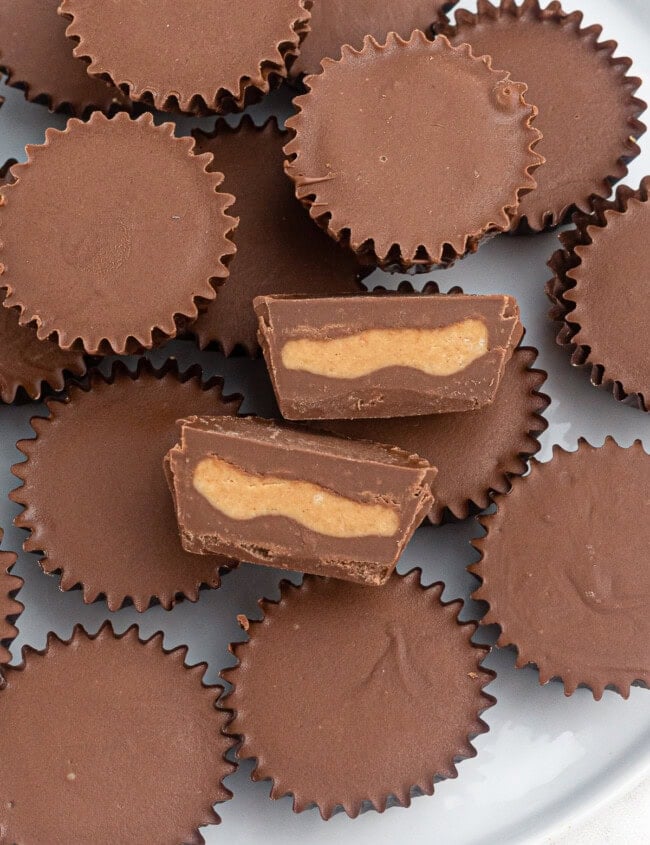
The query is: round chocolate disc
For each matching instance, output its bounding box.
[0,625,234,843]
[190,117,364,355]
[11,362,241,612]
[290,0,456,78]
[317,323,549,521]
[442,0,646,230]
[60,0,312,114]
[0,112,236,356]
[285,31,542,269]
[0,535,22,665]
[472,439,650,699]
[548,178,650,412]
[225,571,494,819]
[0,0,127,116]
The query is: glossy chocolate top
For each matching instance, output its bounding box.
[443,0,646,230]
[60,0,312,113]
[11,363,240,612]
[473,439,650,699]
[0,0,127,115]
[291,0,455,77]
[285,31,542,268]
[190,118,362,355]
[225,571,494,819]
[0,112,236,355]
[0,625,233,844]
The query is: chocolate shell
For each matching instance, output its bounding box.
[0,112,236,356]
[224,571,495,819]
[290,0,457,78]
[547,178,650,411]
[471,439,650,700]
[285,31,543,269]
[10,361,241,612]
[0,623,234,844]
[442,0,646,231]
[313,282,549,522]
[189,117,364,356]
[0,0,128,116]
[60,0,312,114]
[0,530,22,665]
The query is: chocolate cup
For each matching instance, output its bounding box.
[0,622,234,843]
[0,0,129,117]
[10,359,241,612]
[187,116,365,356]
[289,0,457,80]
[222,570,495,819]
[471,438,650,700]
[547,178,650,412]
[285,31,543,271]
[441,0,646,232]
[0,529,23,666]
[310,281,549,523]
[59,0,312,115]
[0,112,237,356]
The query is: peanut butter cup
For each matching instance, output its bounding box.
[285,31,542,269]
[290,0,457,78]
[224,571,494,819]
[0,0,127,116]
[190,117,363,355]
[60,0,312,114]
[0,624,234,843]
[0,112,236,356]
[472,440,650,699]
[314,284,549,521]
[548,178,650,411]
[442,0,646,231]
[11,361,241,612]
[0,530,22,665]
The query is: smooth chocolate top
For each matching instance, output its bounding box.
[0,112,236,356]
[0,625,233,844]
[225,572,494,819]
[255,293,523,418]
[168,416,436,584]
[557,179,650,411]
[11,364,240,612]
[190,118,363,355]
[0,534,22,665]
[285,31,542,269]
[317,344,548,522]
[0,0,127,115]
[0,291,86,403]
[290,0,455,77]
[473,440,650,699]
[443,0,646,230]
[60,0,312,113]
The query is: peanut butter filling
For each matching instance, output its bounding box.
[193,456,399,538]
[279,319,489,379]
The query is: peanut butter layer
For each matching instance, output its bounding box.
[280,320,489,379]
[255,293,522,419]
[194,456,399,538]
[166,416,436,585]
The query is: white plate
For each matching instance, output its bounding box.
[0,1,648,842]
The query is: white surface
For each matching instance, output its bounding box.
[0,1,649,843]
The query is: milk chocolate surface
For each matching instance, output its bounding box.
[0,0,127,115]
[255,293,522,418]
[473,439,650,699]
[0,532,22,665]
[224,572,494,819]
[167,416,436,585]
[190,117,363,355]
[0,625,234,844]
[290,0,455,78]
